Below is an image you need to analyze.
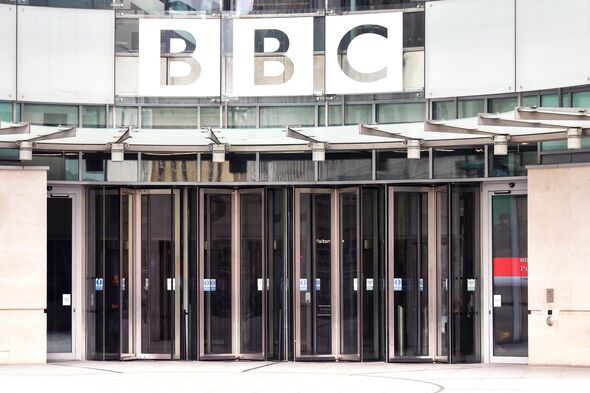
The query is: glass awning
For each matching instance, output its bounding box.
[0,107,585,154]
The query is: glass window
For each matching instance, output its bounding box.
[226,0,319,14]
[522,95,537,107]
[22,0,111,9]
[141,154,198,182]
[115,19,139,54]
[489,143,537,177]
[109,107,138,127]
[82,153,138,181]
[432,101,454,120]
[121,0,221,14]
[376,150,429,180]
[260,153,314,182]
[540,94,558,107]
[344,104,372,125]
[403,11,425,48]
[318,105,342,126]
[573,91,590,107]
[563,93,571,107]
[0,149,19,161]
[82,106,106,128]
[458,99,484,118]
[23,104,78,126]
[228,107,256,128]
[201,153,256,182]
[0,102,12,122]
[141,107,198,129]
[260,106,315,128]
[433,147,485,178]
[201,107,220,128]
[318,151,372,181]
[489,97,517,114]
[377,102,424,124]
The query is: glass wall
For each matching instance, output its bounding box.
[434,147,485,178]
[489,143,537,177]
[0,102,12,122]
[377,102,425,124]
[22,104,78,126]
[141,107,198,129]
[432,101,454,120]
[458,99,484,119]
[376,150,429,180]
[82,106,106,128]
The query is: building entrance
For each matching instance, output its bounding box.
[120,189,181,359]
[199,189,266,360]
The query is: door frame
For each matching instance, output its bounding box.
[387,186,438,362]
[293,188,338,361]
[123,188,181,360]
[46,185,83,361]
[481,181,528,364]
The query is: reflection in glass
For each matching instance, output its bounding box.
[260,153,314,182]
[450,185,480,363]
[489,97,517,114]
[204,193,232,354]
[393,192,428,357]
[141,154,199,182]
[299,193,332,356]
[23,104,78,126]
[141,194,174,355]
[0,102,12,122]
[340,192,358,355]
[260,106,315,128]
[47,198,73,353]
[201,107,220,128]
[489,143,537,177]
[141,107,198,129]
[82,106,106,128]
[437,189,449,359]
[492,194,528,357]
[432,101,454,120]
[318,105,343,126]
[377,102,425,124]
[319,151,371,181]
[201,153,256,182]
[240,193,264,354]
[377,150,429,180]
[458,99,484,119]
[433,147,485,178]
[228,106,257,128]
[344,104,372,125]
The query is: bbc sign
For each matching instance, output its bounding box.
[138,13,403,97]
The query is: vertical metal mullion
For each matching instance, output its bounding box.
[484,145,489,178]
[255,152,260,182]
[429,148,434,179]
[311,194,317,355]
[371,150,376,181]
[78,152,83,182]
[136,152,142,183]
[357,188,362,361]
[446,184,453,363]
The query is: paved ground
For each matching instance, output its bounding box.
[1,361,590,393]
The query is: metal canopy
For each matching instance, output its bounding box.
[0,107,587,154]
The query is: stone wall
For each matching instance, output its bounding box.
[528,164,590,366]
[0,166,47,364]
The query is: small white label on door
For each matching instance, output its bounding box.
[300,278,307,291]
[204,278,210,292]
[257,278,263,291]
[467,278,476,292]
[366,278,374,291]
[394,278,402,291]
[62,294,71,306]
[167,278,172,291]
[353,278,358,291]
[419,278,424,292]
[210,279,216,291]
[494,294,502,307]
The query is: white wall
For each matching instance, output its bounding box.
[17,6,114,104]
[516,0,590,93]
[528,164,590,366]
[0,4,16,100]
[426,0,590,99]
[425,0,515,99]
[0,167,47,364]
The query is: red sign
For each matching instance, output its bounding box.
[493,257,528,277]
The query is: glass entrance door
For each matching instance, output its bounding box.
[295,189,336,360]
[47,196,74,358]
[121,189,180,359]
[388,187,439,361]
[487,187,528,362]
[199,189,265,359]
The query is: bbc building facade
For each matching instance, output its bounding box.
[1,0,590,366]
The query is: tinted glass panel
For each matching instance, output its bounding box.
[47,198,73,353]
[492,194,528,357]
[458,100,484,119]
[434,148,485,178]
[0,102,12,122]
[260,153,314,182]
[141,107,198,129]
[489,143,537,177]
[318,151,372,181]
[432,101,454,120]
[489,97,517,114]
[340,192,358,355]
[377,102,424,124]
[82,106,106,128]
[260,106,315,128]
[23,104,78,126]
[376,150,429,180]
[201,153,256,182]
